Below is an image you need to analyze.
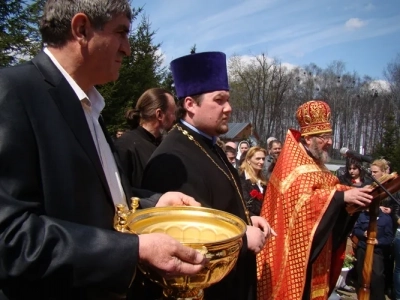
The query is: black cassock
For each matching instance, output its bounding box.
[304,192,359,299]
[142,122,256,300]
[114,126,161,188]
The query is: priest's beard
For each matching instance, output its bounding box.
[310,138,330,164]
[160,128,169,140]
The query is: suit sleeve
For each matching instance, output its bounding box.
[132,187,161,208]
[0,73,138,292]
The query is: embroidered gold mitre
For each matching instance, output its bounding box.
[296,100,332,136]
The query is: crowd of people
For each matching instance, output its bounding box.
[0,1,399,300]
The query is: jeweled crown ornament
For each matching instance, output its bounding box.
[296,100,332,136]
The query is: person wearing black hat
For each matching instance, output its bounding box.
[142,51,275,300]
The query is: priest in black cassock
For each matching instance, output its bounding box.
[142,51,275,300]
[115,88,176,188]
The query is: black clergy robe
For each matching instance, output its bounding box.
[304,192,359,299]
[142,121,256,300]
[114,126,161,188]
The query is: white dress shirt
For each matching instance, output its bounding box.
[44,48,127,207]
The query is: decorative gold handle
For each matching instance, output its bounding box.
[114,197,140,233]
[196,245,227,260]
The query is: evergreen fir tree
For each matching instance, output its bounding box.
[0,0,31,66]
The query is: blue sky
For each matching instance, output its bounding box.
[132,0,400,80]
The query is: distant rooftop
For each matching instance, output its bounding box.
[220,123,251,140]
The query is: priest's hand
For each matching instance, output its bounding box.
[251,216,277,239]
[156,192,201,207]
[138,233,207,275]
[246,225,266,254]
[344,187,373,207]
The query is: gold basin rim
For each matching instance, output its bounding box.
[127,205,247,245]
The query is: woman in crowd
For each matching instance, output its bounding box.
[239,146,267,216]
[370,159,392,211]
[236,140,250,162]
[338,157,372,187]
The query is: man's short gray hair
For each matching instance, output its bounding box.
[40,0,132,47]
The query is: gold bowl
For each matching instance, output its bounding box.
[114,199,246,299]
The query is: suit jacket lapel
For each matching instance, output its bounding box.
[32,52,112,201]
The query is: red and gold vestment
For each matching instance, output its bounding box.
[257,129,350,300]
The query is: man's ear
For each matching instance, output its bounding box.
[303,135,312,146]
[183,96,196,114]
[155,108,162,120]
[71,13,91,45]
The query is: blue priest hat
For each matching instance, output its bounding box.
[170,51,229,98]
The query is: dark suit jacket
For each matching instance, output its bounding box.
[239,172,265,216]
[0,52,159,299]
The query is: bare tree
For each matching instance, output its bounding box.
[228,54,293,145]
[228,53,400,157]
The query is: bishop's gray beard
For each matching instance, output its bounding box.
[310,138,330,164]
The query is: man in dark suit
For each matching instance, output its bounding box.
[261,139,282,180]
[0,1,206,299]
